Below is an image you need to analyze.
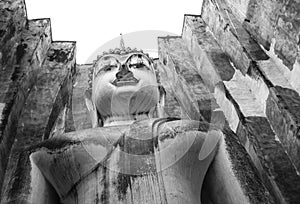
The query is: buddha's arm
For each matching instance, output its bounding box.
[4,137,79,204]
[4,125,125,204]
[154,120,221,204]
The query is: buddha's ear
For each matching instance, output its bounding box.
[84,90,99,128]
[157,85,166,118]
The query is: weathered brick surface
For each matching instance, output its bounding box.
[71,64,93,130]
[0,18,51,127]
[224,0,300,70]
[1,41,76,200]
[276,0,300,44]
[244,0,278,49]
[182,15,235,89]
[257,59,295,91]
[0,18,51,195]
[181,13,269,128]
[212,69,300,203]
[237,117,300,204]
[201,0,250,74]
[201,0,297,95]
[18,19,52,70]
[15,41,75,144]
[266,86,300,171]
[0,0,27,68]
[221,0,251,22]
[155,60,183,118]
[158,36,219,122]
[201,0,300,175]
[42,42,76,139]
[183,3,300,203]
[64,93,76,133]
[201,0,269,74]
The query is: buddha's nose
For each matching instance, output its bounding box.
[116,64,133,79]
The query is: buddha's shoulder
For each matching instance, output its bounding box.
[27,118,229,152]
[142,118,223,133]
[124,118,228,142]
[64,118,226,140]
[62,118,215,140]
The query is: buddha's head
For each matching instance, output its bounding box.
[85,42,165,127]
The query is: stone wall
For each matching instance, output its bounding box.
[0,0,76,200]
[158,0,300,203]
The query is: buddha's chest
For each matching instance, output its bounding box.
[32,120,208,203]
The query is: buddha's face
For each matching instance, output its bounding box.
[92,52,159,118]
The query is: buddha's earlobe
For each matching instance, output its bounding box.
[157,85,166,118]
[84,90,99,128]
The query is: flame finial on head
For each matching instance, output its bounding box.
[120,33,125,50]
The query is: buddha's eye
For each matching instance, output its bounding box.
[96,56,119,75]
[127,54,150,70]
[129,62,146,69]
[104,65,118,71]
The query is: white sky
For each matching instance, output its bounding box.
[25,0,203,64]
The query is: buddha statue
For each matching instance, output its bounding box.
[5,38,225,204]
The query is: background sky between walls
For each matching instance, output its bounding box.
[26,0,203,63]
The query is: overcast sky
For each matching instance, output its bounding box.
[25,0,203,64]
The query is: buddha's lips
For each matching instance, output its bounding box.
[111,77,139,87]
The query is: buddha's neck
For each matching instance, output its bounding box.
[103,113,150,127]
